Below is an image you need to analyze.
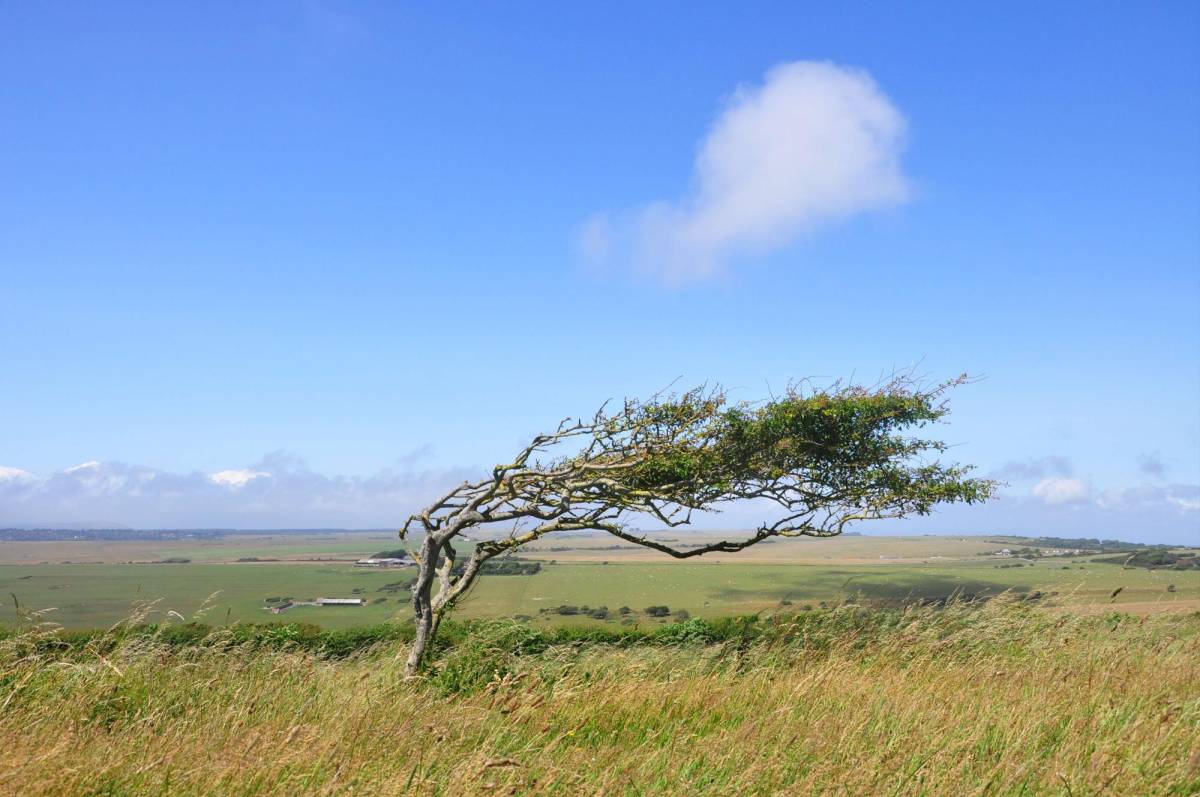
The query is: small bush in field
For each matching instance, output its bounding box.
[653,617,715,645]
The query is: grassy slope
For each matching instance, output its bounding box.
[0,601,1196,795]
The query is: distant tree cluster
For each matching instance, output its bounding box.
[371,549,412,559]
[989,536,1143,552]
[482,558,542,576]
[541,604,610,619]
[535,604,689,622]
[1095,550,1198,570]
[451,557,541,577]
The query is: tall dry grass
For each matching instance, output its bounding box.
[0,599,1196,795]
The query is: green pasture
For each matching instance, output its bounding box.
[1,555,1194,630]
[458,557,1196,620]
[0,564,413,629]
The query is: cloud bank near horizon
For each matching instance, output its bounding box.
[580,60,909,283]
[0,455,1196,543]
[0,453,475,530]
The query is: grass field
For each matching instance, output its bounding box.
[1,599,1196,795]
[1,534,1196,629]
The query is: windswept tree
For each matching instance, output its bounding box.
[399,376,994,674]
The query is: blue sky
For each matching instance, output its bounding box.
[1,2,1197,542]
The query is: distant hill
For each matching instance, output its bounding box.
[1094,549,1200,570]
[0,527,395,542]
[6,522,133,531]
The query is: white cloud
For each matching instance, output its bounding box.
[209,469,270,488]
[2,455,1194,542]
[1031,477,1090,506]
[0,466,33,482]
[0,455,475,529]
[581,60,909,282]
[1097,483,1200,514]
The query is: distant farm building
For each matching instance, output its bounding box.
[266,597,365,613]
[354,557,414,568]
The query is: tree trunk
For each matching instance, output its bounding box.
[404,535,440,677]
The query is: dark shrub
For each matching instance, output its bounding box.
[157,622,212,647]
[653,617,716,645]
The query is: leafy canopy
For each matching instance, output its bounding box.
[558,376,994,536]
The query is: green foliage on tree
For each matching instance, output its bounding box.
[398,375,995,674]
